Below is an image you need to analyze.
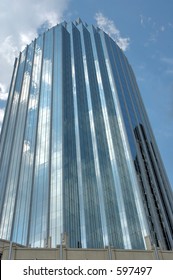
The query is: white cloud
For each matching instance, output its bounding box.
[95,12,130,51]
[0,0,69,77]
[165,69,173,75]
[160,26,165,32]
[140,15,145,27]
[0,0,70,131]
[0,83,8,132]
[0,36,18,65]
[0,92,8,101]
[0,82,8,130]
[140,15,153,27]
[161,57,173,65]
[0,108,5,130]
[161,57,173,76]
[0,82,7,95]
[168,22,173,28]
[23,140,31,153]
[140,15,167,45]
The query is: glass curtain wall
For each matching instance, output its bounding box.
[0,19,173,250]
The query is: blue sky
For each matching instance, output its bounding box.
[0,0,172,188]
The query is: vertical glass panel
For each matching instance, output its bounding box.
[12,38,43,245]
[0,48,27,240]
[29,30,53,247]
[81,26,108,247]
[0,20,172,250]
[0,58,18,158]
[101,32,146,249]
[49,25,63,247]
[75,24,103,248]
[0,58,19,216]
[63,25,81,248]
[87,26,124,248]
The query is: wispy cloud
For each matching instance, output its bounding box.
[0,0,69,85]
[0,92,8,101]
[0,83,8,130]
[95,12,130,51]
[165,69,173,75]
[0,36,18,65]
[160,57,173,76]
[0,108,5,130]
[168,22,173,28]
[0,83,7,96]
[140,14,166,45]
[161,57,173,65]
[0,0,70,132]
[160,26,165,32]
[140,15,152,27]
[140,15,144,26]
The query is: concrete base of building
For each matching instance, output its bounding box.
[1,239,173,260]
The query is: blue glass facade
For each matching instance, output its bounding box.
[0,19,173,250]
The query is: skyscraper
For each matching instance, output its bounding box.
[0,19,173,250]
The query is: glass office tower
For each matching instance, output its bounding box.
[0,19,173,250]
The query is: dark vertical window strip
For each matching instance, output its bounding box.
[140,124,173,220]
[127,64,173,248]
[134,125,170,249]
[134,142,160,247]
[73,27,89,246]
[125,60,167,185]
[79,26,92,247]
[139,125,173,247]
[127,64,172,248]
[129,64,171,189]
[62,25,81,247]
[150,142,173,212]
